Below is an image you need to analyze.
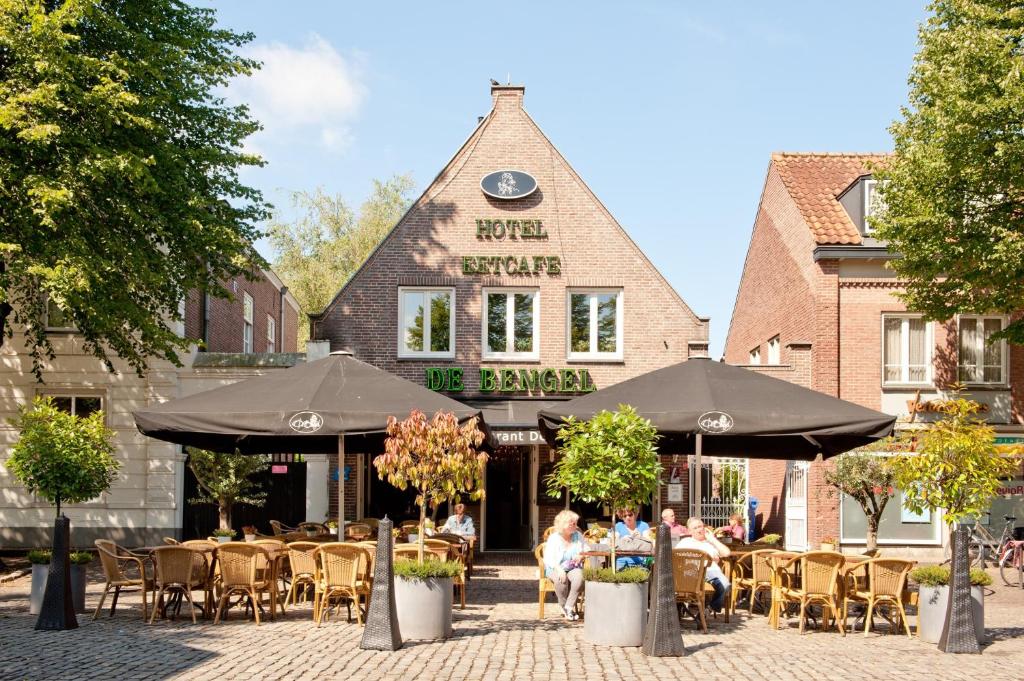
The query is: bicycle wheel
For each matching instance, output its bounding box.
[999,551,1022,588]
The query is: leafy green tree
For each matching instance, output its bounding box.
[891,398,1019,652]
[375,410,487,564]
[873,1,1024,342]
[823,451,898,552]
[0,1,268,379]
[267,176,415,347]
[187,448,269,530]
[546,405,660,571]
[7,396,119,517]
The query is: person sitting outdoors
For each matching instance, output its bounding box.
[442,503,475,536]
[613,507,650,570]
[715,513,746,542]
[661,508,689,539]
[675,517,731,614]
[543,509,585,620]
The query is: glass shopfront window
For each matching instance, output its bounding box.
[840,487,943,545]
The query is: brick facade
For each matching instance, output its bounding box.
[184,270,299,353]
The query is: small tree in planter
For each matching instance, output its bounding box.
[823,450,899,553]
[891,398,1018,653]
[7,396,119,630]
[374,410,486,640]
[546,405,660,646]
[187,447,269,531]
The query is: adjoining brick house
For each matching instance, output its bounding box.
[309,84,710,551]
[0,268,301,547]
[724,152,1024,556]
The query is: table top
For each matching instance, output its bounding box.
[580,550,652,557]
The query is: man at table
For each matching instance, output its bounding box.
[614,507,650,570]
[676,517,731,614]
[442,503,475,537]
[661,508,689,539]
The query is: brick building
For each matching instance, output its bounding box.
[310,84,709,550]
[724,152,1024,555]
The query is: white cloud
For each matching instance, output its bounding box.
[231,34,365,154]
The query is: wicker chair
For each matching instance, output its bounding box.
[345,523,372,540]
[315,543,371,626]
[181,539,218,610]
[252,539,288,611]
[149,546,207,624]
[541,526,556,541]
[672,549,712,632]
[298,522,329,535]
[774,551,846,635]
[353,541,378,582]
[394,544,441,561]
[534,544,558,620]
[842,558,915,637]
[731,549,778,615]
[162,537,180,545]
[214,542,273,624]
[93,540,153,621]
[284,541,320,611]
[269,520,296,536]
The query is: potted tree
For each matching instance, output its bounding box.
[891,398,1018,653]
[374,409,486,641]
[186,447,269,533]
[8,396,119,630]
[823,450,898,553]
[546,405,660,647]
[911,565,990,644]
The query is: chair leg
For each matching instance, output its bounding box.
[897,601,912,637]
[833,598,844,636]
[93,585,111,620]
[864,599,875,637]
[798,600,807,634]
[214,591,229,624]
[110,585,122,616]
[538,590,544,620]
[149,588,165,625]
[251,589,261,625]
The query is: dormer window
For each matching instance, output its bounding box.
[863,179,886,232]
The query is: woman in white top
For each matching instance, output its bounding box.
[543,509,585,620]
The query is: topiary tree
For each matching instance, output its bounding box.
[546,404,660,571]
[375,410,487,564]
[187,448,269,530]
[891,398,1019,653]
[7,397,119,518]
[823,451,899,553]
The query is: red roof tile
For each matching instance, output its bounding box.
[770,152,889,245]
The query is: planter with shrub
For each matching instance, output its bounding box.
[69,551,93,613]
[581,567,650,646]
[911,565,990,644]
[242,525,257,542]
[393,558,462,639]
[29,550,92,614]
[820,536,838,552]
[211,529,235,543]
[752,533,782,547]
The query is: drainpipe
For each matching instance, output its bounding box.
[279,286,288,352]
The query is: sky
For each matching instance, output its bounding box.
[209,1,929,358]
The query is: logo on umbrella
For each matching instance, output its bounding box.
[698,411,734,433]
[288,411,324,434]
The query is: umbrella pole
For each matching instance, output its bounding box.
[338,434,345,541]
[693,433,702,522]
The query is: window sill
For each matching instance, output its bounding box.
[481,355,541,363]
[397,354,457,362]
[566,356,625,364]
[881,383,936,391]
[958,384,1011,391]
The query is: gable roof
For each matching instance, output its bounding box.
[770,152,889,245]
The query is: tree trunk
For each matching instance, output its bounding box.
[418,501,427,565]
[866,518,879,553]
[219,503,231,530]
[610,518,618,573]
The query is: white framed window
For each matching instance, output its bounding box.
[863,179,886,233]
[767,336,780,365]
[398,287,455,359]
[482,288,539,360]
[882,314,932,385]
[566,289,623,361]
[266,315,276,353]
[42,393,104,419]
[242,292,254,353]
[749,347,761,365]
[958,315,1007,384]
[45,298,76,332]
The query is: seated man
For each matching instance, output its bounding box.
[442,503,475,537]
[661,508,689,539]
[675,517,731,614]
[613,507,650,570]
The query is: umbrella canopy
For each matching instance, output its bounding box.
[537,357,895,460]
[134,351,488,454]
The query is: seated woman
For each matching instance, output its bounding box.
[715,513,746,542]
[543,509,585,620]
[613,507,650,570]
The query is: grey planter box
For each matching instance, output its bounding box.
[917,585,984,644]
[30,564,89,614]
[394,576,452,640]
[583,580,649,647]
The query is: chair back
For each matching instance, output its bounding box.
[286,541,320,579]
[424,538,453,560]
[345,523,371,540]
[534,544,547,579]
[316,543,365,589]
[362,518,380,531]
[394,544,440,561]
[542,526,556,540]
[152,546,201,587]
[799,551,845,597]
[748,549,779,584]
[94,539,128,581]
[269,520,291,536]
[298,522,327,535]
[216,542,267,588]
[162,537,180,545]
[866,558,914,599]
[671,549,711,596]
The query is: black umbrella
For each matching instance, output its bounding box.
[134,351,489,538]
[537,357,895,518]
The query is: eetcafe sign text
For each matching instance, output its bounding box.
[426,367,596,395]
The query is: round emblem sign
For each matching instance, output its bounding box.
[480,170,538,200]
[288,411,324,434]
[697,411,734,434]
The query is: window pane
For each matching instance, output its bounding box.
[403,292,425,352]
[487,293,507,353]
[883,317,902,382]
[52,397,73,414]
[570,294,590,353]
[243,294,253,323]
[429,292,451,353]
[958,318,978,382]
[47,300,71,329]
[908,318,926,382]
[513,293,534,353]
[596,294,617,353]
[983,318,1003,382]
[75,397,102,418]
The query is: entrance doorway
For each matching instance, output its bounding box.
[785,461,809,551]
[485,447,530,550]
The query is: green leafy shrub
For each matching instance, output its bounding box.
[187,448,269,530]
[69,551,93,565]
[211,528,236,538]
[910,565,992,587]
[583,566,650,584]
[394,558,462,580]
[753,533,781,545]
[26,549,51,565]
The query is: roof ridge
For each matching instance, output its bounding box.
[771,151,890,160]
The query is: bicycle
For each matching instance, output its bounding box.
[943,515,1016,568]
[998,538,1024,588]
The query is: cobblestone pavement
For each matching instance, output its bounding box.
[0,557,1021,681]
